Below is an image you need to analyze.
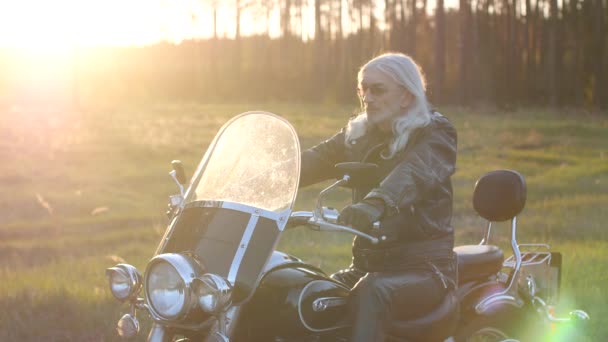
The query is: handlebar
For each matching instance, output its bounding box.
[288,211,383,245]
[290,171,386,245]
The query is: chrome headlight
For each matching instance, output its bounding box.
[192,274,233,313]
[144,253,201,320]
[106,264,142,302]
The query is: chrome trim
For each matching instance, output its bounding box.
[217,310,228,336]
[504,251,551,268]
[261,251,303,278]
[144,253,202,321]
[479,222,492,245]
[308,216,380,244]
[135,297,216,331]
[155,215,180,256]
[525,275,537,297]
[196,306,237,341]
[315,175,349,219]
[227,213,260,284]
[312,297,348,312]
[207,332,230,342]
[476,293,524,314]
[169,170,185,199]
[531,296,590,324]
[185,200,288,223]
[157,201,288,256]
[106,264,143,302]
[291,210,380,244]
[476,217,524,314]
[117,313,140,339]
[305,175,382,243]
[297,280,350,332]
[518,243,551,250]
[322,207,340,224]
[169,194,183,208]
[193,274,233,313]
[224,306,241,339]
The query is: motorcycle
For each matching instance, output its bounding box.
[105,111,589,341]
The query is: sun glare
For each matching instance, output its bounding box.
[0,0,185,54]
[0,0,460,54]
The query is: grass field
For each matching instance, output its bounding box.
[1,103,606,341]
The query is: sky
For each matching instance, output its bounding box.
[0,0,458,52]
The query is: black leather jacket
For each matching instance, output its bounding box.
[300,111,457,274]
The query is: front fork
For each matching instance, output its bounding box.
[148,323,171,342]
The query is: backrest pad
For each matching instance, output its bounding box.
[473,170,527,222]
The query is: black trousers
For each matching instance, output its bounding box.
[332,267,447,342]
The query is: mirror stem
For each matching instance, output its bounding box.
[169,170,185,197]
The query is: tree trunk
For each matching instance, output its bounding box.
[524,0,532,103]
[509,0,518,106]
[459,0,470,105]
[213,2,218,40]
[282,0,292,37]
[470,0,481,102]
[434,0,445,103]
[569,0,583,105]
[236,0,241,40]
[314,0,326,99]
[385,0,391,49]
[548,0,558,106]
[369,0,377,53]
[338,0,344,39]
[411,0,418,57]
[71,46,80,109]
[594,0,606,108]
[315,0,323,41]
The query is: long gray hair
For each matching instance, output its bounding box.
[346,53,432,159]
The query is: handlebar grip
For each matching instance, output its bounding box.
[286,212,313,229]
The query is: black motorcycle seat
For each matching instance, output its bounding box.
[454,245,504,283]
[386,291,459,341]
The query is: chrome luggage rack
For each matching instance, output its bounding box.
[503,244,559,306]
[502,243,589,326]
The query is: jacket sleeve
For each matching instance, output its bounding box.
[364,118,457,214]
[299,129,347,187]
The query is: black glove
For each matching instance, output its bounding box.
[338,198,385,233]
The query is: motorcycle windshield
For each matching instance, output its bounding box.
[158,112,300,303]
[185,111,300,212]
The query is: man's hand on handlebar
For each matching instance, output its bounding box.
[338,198,385,233]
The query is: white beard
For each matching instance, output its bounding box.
[345,108,432,159]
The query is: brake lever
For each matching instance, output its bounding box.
[309,216,382,244]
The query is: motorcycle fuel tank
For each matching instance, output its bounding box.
[239,259,350,340]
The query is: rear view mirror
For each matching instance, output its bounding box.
[334,162,378,188]
[171,160,188,185]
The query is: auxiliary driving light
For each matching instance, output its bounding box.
[106,264,143,302]
[116,313,139,339]
[192,274,233,313]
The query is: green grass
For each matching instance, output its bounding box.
[1,103,606,340]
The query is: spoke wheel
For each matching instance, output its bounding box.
[467,327,510,341]
[454,306,533,342]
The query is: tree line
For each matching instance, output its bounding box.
[2,0,606,109]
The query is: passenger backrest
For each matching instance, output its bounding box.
[473,170,527,222]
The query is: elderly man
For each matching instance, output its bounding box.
[300,53,458,341]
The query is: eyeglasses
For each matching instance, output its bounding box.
[356,85,390,98]
[357,85,388,98]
